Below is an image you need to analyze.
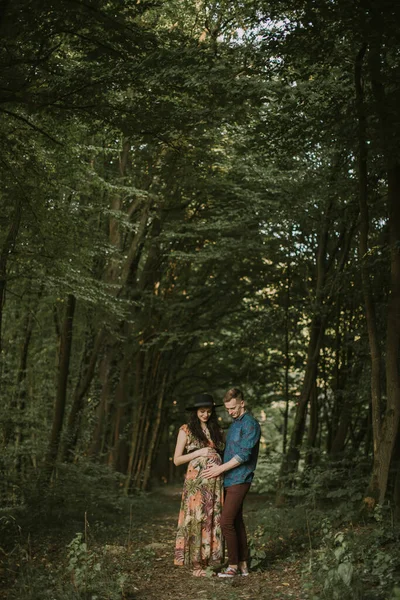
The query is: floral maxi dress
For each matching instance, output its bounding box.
[174,424,224,569]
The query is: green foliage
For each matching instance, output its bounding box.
[132,545,157,565]
[0,462,162,599]
[280,454,370,516]
[252,452,282,494]
[245,503,313,570]
[303,508,400,600]
[6,534,131,600]
[305,519,361,600]
[66,532,101,593]
[248,537,267,569]
[1,10,400,600]
[24,462,133,530]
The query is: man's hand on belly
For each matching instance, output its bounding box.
[202,464,225,479]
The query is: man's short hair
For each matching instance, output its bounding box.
[224,387,244,403]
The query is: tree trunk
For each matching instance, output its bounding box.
[3,291,38,447]
[63,141,150,461]
[141,373,167,491]
[365,165,400,506]
[277,196,333,496]
[305,381,319,466]
[130,352,153,477]
[282,239,292,455]
[124,353,144,493]
[14,304,36,471]
[330,302,342,443]
[62,328,107,461]
[275,191,359,504]
[109,349,132,472]
[330,306,358,455]
[131,353,161,487]
[391,429,400,520]
[0,199,22,355]
[363,32,400,507]
[355,44,383,458]
[88,352,113,458]
[277,313,326,487]
[42,294,76,483]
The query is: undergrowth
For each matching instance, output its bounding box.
[1,456,400,600]
[0,461,162,600]
[249,453,400,600]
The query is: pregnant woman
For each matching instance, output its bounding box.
[173,393,225,577]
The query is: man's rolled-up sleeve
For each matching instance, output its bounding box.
[233,454,244,463]
[235,421,261,463]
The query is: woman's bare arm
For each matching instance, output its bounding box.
[173,429,215,466]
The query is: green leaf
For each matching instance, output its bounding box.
[337,562,353,587]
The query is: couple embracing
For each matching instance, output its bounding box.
[173,388,261,578]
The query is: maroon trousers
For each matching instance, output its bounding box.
[220,483,251,565]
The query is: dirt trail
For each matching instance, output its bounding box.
[128,485,306,600]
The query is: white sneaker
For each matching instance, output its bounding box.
[218,567,238,578]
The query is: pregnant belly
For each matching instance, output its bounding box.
[187,453,222,479]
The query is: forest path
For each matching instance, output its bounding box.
[125,485,305,600]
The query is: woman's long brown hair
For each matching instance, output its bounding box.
[187,408,224,450]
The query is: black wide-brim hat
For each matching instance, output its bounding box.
[185,393,222,410]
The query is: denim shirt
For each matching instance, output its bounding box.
[223,412,261,488]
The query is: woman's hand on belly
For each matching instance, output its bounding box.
[196,447,217,458]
